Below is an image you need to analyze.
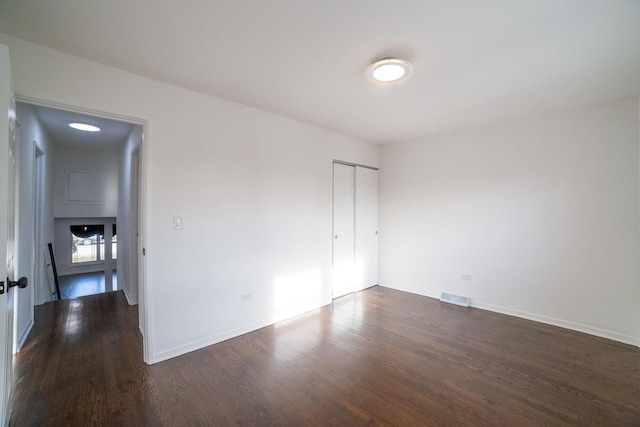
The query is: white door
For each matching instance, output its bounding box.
[0,44,17,425]
[355,167,378,291]
[332,163,355,299]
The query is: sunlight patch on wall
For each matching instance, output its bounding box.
[273,268,322,323]
[332,259,363,297]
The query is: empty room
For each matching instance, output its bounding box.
[0,1,639,425]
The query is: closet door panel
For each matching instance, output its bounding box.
[332,163,355,299]
[355,167,378,291]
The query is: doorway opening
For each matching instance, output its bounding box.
[14,97,147,356]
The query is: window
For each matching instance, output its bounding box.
[71,224,117,264]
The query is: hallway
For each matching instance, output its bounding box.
[9,291,154,425]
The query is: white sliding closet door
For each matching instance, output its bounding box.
[332,163,355,299]
[355,166,378,291]
[332,163,378,299]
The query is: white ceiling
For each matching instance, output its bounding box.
[31,105,133,152]
[2,0,640,145]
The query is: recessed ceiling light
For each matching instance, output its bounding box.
[366,58,413,83]
[69,122,101,132]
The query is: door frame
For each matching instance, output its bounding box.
[15,95,153,364]
[332,160,379,299]
[33,145,45,306]
[130,150,142,331]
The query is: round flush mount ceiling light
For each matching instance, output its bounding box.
[69,122,101,132]
[366,58,413,83]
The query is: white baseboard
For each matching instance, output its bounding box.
[122,285,133,305]
[153,318,275,363]
[378,282,440,300]
[471,300,639,347]
[378,282,639,348]
[152,301,331,363]
[16,317,34,352]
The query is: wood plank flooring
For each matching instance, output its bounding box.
[58,271,119,299]
[8,286,640,426]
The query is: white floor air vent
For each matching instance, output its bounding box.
[440,292,469,307]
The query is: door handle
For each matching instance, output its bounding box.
[0,277,27,294]
[0,277,28,294]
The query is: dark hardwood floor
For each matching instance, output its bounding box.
[58,271,119,299]
[9,286,640,426]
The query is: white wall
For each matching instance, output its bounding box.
[15,103,54,350]
[52,146,118,219]
[380,97,640,346]
[0,34,379,363]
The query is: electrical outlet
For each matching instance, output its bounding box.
[460,274,471,282]
[241,292,252,302]
[173,216,183,230]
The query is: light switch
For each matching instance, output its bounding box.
[174,216,183,230]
